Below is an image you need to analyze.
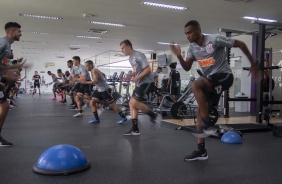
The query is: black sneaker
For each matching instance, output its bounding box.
[184,149,208,161]
[10,100,17,107]
[0,137,13,147]
[123,128,140,136]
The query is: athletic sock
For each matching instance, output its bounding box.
[93,111,99,120]
[132,119,138,130]
[147,111,157,119]
[79,110,82,113]
[198,142,206,152]
[119,112,126,118]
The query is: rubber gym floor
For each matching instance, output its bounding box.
[1,95,282,184]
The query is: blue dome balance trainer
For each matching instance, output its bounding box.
[33,144,91,175]
[221,131,243,144]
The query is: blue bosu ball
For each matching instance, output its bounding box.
[33,144,91,175]
[221,131,243,144]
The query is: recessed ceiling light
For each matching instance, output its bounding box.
[68,48,80,51]
[157,42,179,45]
[136,49,155,52]
[23,53,40,55]
[142,2,187,10]
[74,35,102,39]
[21,40,48,44]
[21,47,44,50]
[89,21,125,27]
[243,16,277,23]
[19,13,62,20]
[22,30,53,35]
[82,13,96,18]
[67,44,90,47]
[88,29,108,34]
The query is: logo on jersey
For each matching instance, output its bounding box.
[198,57,215,67]
[206,44,214,53]
[0,91,4,98]
[1,57,8,64]
[215,85,222,94]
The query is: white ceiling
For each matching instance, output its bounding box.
[0,0,281,64]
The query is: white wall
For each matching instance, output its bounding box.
[24,61,68,93]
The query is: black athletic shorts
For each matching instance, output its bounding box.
[52,82,58,90]
[78,83,92,95]
[205,72,234,106]
[72,83,81,92]
[154,86,162,97]
[34,82,40,88]
[170,86,179,96]
[91,88,113,102]
[0,84,7,103]
[65,86,71,92]
[133,82,155,100]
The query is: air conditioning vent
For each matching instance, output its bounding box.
[88,29,108,34]
[68,47,80,51]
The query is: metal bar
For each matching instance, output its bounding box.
[218,28,277,36]
[228,98,257,101]
[223,32,232,118]
[256,24,266,123]
[264,101,282,105]
[251,20,282,28]
[268,48,273,105]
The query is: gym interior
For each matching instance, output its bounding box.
[1,0,282,184]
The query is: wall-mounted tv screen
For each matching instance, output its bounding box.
[157,54,167,67]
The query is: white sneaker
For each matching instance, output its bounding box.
[73,112,84,117]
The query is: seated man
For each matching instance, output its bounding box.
[79,60,127,124]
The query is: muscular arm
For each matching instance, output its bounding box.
[233,40,256,66]
[167,76,172,88]
[80,70,97,85]
[134,66,151,81]
[177,56,194,71]
[170,44,193,71]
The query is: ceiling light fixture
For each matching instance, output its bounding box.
[157,42,179,45]
[68,48,81,51]
[21,47,44,50]
[21,40,48,44]
[74,35,102,39]
[22,30,53,35]
[19,13,63,20]
[89,21,125,27]
[243,16,277,23]
[136,49,155,52]
[67,44,90,47]
[88,29,108,34]
[142,2,187,10]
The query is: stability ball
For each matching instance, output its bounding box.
[221,131,242,144]
[33,144,91,175]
